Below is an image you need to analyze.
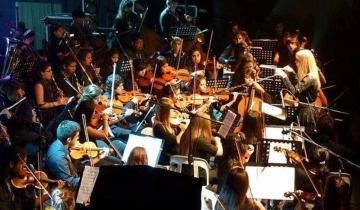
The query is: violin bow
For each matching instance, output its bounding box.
[149,62,158,95]
[203,30,214,71]
[110,63,117,110]
[16,154,53,200]
[175,38,184,78]
[81,114,94,166]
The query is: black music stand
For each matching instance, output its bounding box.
[265,105,298,125]
[258,65,285,96]
[258,138,302,164]
[250,47,273,65]
[89,165,202,210]
[206,78,229,89]
[116,59,132,79]
[215,107,241,139]
[169,26,198,41]
[251,39,278,52]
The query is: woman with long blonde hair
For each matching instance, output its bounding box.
[179,112,223,160]
[276,49,322,134]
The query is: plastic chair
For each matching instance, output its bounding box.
[170,155,210,186]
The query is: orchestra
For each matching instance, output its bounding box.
[0,1,356,209]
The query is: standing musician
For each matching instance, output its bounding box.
[47,24,70,74]
[69,9,93,50]
[159,0,193,39]
[76,49,102,87]
[153,97,189,165]
[275,49,322,135]
[55,56,82,98]
[0,145,65,210]
[33,62,68,126]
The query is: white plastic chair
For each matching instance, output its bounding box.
[170,155,210,186]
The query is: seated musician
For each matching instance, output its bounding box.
[0,145,64,209]
[126,147,148,166]
[76,49,102,87]
[179,112,223,161]
[124,59,153,94]
[72,84,127,155]
[153,97,189,165]
[162,36,188,68]
[99,48,121,83]
[187,48,205,76]
[125,33,150,63]
[219,30,251,67]
[55,56,82,98]
[33,61,68,126]
[46,120,83,190]
[0,80,52,155]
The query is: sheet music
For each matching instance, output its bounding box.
[268,142,292,164]
[218,110,237,139]
[261,102,286,120]
[76,166,100,204]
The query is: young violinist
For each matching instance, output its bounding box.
[46,120,85,190]
[73,84,127,156]
[0,145,65,210]
[99,48,121,82]
[153,97,189,165]
[163,36,188,68]
[33,61,68,126]
[179,112,223,161]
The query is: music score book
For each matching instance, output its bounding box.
[76,166,100,205]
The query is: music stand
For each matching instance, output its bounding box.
[122,134,164,167]
[215,108,241,139]
[206,78,229,89]
[258,138,302,164]
[169,26,198,41]
[251,39,278,52]
[116,59,133,79]
[246,165,295,200]
[258,66,285,95]
[265,105,298,125]
[250,47,273,65]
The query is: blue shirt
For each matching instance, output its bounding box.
[46,139,80,190]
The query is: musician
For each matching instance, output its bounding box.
[69,9,92,49]
[45,120,83,190]
[322,175,351,210]
[162,36,188,68]
[219,30,251,66]
[0,145,64,209]
[99,48,121,83]
[126,147,148,166]
[179,112,223,161]
[125,33,150,63]
[217,133,254,191]
[187,48,205,75]
[216,166,265,210]
[55,56,81,98]
[0,80,50,155]
[159,0,192,38]
[47,24,69,74]
[76,49,102,87]
[153,97,189,165]
[12,29,37,83]
[275,49,321,135]
[273,33,299,67]
[33,62,68,126]
[73,84,127,155]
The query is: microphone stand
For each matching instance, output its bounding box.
[290,129,360,171]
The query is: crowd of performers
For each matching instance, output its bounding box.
[0,0,352,209]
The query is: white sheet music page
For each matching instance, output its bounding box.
[76,166,100,204]
[261,102,286,120]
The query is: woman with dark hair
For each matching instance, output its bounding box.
[33,61,68,125]
[216,166,265,210]
[179,112,223,161]
[217,133,254,191]
[153,97,189,165]
[76,49,101,87]
[100,48,121,82]
[127,147,148,166]
[322,175,351,210]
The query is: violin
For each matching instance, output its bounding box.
[116,91,148,104]
[170,109,190,126]
[161,65,176,82]
[70,141,113,159]
[11,170,57,189]
[137,68,154,88]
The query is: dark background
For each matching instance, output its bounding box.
[1,0,360,206]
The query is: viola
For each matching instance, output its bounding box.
[70,141,113,159]
[138,70,154,88]
[11,170,57,189]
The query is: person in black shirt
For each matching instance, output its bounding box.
[55,56,81,98]
[47,24,69,74]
